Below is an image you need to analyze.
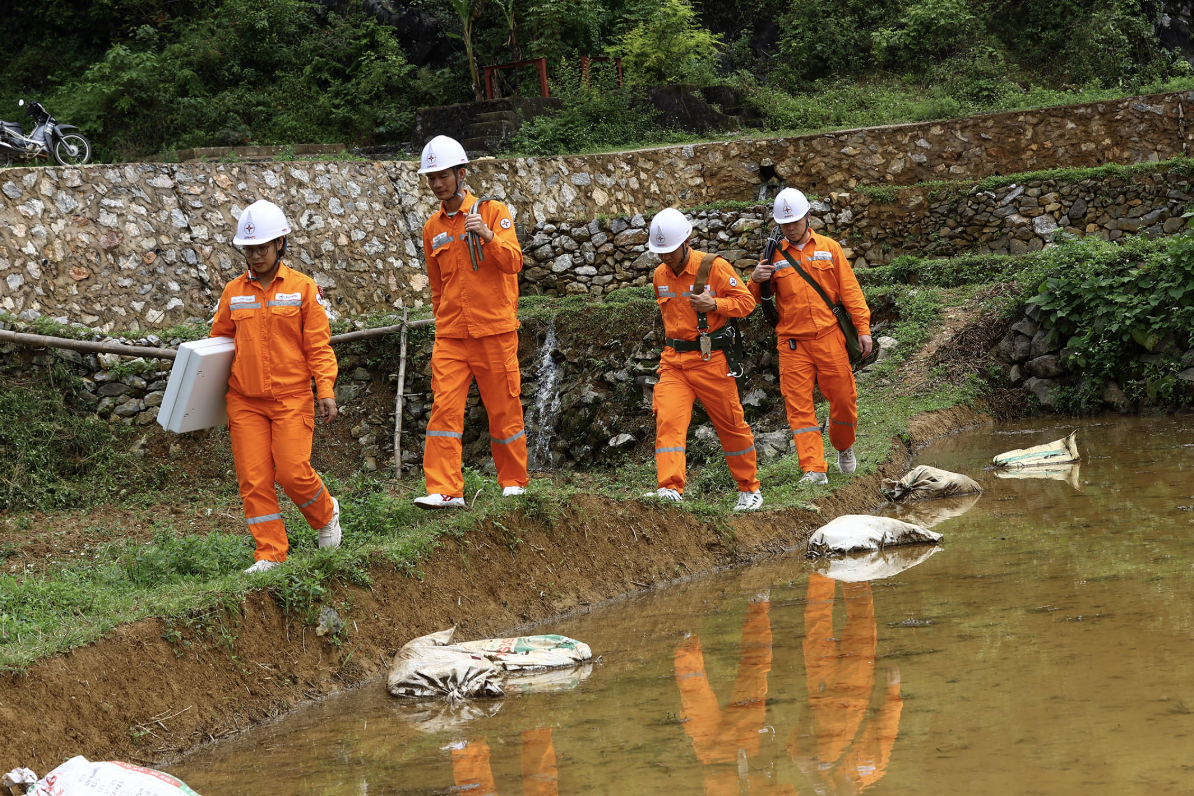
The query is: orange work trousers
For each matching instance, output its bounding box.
[654,354,759,494]
[226,391,335,562]
[424,331,528,498]
[778,330,858,474]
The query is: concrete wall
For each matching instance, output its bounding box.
[3,90,1194,329]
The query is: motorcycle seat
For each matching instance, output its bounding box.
[1,121,22,133]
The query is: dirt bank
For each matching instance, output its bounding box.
[0,404,986,768]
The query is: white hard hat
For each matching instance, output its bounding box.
[773,188,811,224]
[233,200,290,246]
[419,135,469,174]
[648,207,693,254]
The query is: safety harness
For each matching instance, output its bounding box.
[662,251,746,377]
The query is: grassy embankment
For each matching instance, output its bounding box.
[6,151,1192,671]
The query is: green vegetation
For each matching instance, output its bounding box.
[1,0,1190,160]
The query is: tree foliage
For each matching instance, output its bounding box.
[609,0,723,86]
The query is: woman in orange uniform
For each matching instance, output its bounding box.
[413,135,528,509]
[648,208,762,511]
[749,189,872,485]
[211,200,341,573]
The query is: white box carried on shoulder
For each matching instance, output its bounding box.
[157,336,236,433]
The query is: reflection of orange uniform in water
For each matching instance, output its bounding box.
[674,599,796,795]
[789,573,902,792]
[451,728,559,796]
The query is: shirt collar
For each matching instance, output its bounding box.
[439,188,475,220]
[780,232,818,253]
[666,247,699,278]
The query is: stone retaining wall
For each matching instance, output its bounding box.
[4,90,1194,328]
[519,167,1194,296]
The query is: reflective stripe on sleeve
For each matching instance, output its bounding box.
[792,426,821,436]
[426,429,463,439]
[491,429,526,445]
[655,446,686,454]
[246,512,283,525]
[298,485,324,509]
[723,444,755,457]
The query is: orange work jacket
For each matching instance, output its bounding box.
[210,262,338,401]
[653,248,756,368]
[749,231,871,343]
[423,189,524,338]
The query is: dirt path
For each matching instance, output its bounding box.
[0,405,987,768]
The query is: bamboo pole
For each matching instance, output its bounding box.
[393,309,409,479]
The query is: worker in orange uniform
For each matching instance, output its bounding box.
[648,208,762,511]
[414,135,528,509]
[788,573,903,792]
[749,188,872,485]
[675,596,796,795]
[211,200,341,574]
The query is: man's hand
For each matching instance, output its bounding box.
[464,212,494,243]
[319,397,338,424]
[751,262,775,283]
[689,287,717,312]
[859,334,873,359]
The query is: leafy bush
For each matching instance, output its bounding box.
[872,0,983,68]
[609,0,723,87]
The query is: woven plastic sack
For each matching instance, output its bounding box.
[993,430,1079,468]
[807,515,942,557]
[881,465,981,502]
[454,634,592,671]
[27,757,200,796]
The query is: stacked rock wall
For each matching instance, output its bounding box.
[4,90,1194,328]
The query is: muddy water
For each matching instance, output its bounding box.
[169,417,1194,795]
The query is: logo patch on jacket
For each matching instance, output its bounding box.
[432,232,451,249]
[230,295,256,305]
[728,277,738,287]
[275,292,301,302]
[500,218,512,229]
[811,251,833,261]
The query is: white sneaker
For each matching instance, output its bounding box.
[799,471,829,486]
[734,490,764,512]
[244,559,281,574]
[837,446,857,475]
[414,493,467,510]
[643,487,683,502]
[317,498,341,549]
[502,486,526,497]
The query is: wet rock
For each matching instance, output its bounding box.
[1010,317,1039,338]
[1030,329,1057,358]
[352,367,372,382]
[608,433,636,448]
[315,605,345,637]
[1102,380,1133,413]
[1026,354,1064,379]
[98,382,130,397]
[1023,377,1061,409]
[1008,364,1026,385]
[1012,334,1033,363]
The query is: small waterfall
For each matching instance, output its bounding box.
[527,322,562,469]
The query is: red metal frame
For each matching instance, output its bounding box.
[483,57,549,100]
[580,56,623,89]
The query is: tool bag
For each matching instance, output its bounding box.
[777,247,866,367]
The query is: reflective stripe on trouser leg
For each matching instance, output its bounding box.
[270,392,335,530]
[687,355,759,492]
[779,340,827,473]
[227,392,289,562]
[653,364,697,493]
[469,331,529,488]
[424,337,473,498]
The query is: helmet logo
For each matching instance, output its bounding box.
[783,202,791,217]
[656,230,666,243]
[427,152,436,165]
[244,221,255,236]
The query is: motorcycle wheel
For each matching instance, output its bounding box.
[53,133,91,166]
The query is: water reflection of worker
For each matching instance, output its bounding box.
[788,573,902,793]
[674,597,796,795]
[450,728,559,796]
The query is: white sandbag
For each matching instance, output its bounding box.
[807,515,942,557]
[387,628,593,700]
[27,757,200,796]
[387,628,504,700]
[886,493,981,529]
[881,465,981,501]
[995,461,1082,490]
[993,430,1079,468]
[816,545,943,583]
[454,634,592,671]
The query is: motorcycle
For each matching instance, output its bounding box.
[0,99,91,167]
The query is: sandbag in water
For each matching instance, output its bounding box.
[816,544,943,582]
[993,430,1079,468]
[807,515,943,557]
[24,757,201,796]
[881,465,981,502]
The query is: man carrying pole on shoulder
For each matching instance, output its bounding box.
[647,208,763,511]
[749,188,872,485]
[414,135,529,509]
